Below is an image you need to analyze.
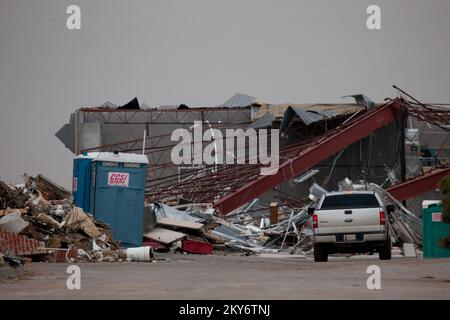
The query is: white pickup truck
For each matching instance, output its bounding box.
[309,191,394,262]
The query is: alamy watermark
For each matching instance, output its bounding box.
[366,5,381,30]
[366,265,381,290]
[170,121,280,175]
[66,5,81,30]
[66,264,81,290]
[65,5,381,31]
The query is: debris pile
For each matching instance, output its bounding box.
[0,175,121,263]
[1,173,425,264]
[142,201,314,256]
[370,183,423,246]
[142,177,424,257]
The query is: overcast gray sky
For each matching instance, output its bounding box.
[1,0,450,188]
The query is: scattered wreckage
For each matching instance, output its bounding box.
[0,175,122,266]
[141,179,422,258]
[0,172,424,270]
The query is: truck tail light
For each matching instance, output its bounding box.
[313,214,318,229]
[379,211,386,225]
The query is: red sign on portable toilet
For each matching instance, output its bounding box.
[107,172,129,187]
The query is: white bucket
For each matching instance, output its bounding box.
[126,246,153,262]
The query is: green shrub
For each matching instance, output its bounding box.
[440,235,450,248]
[440,174,450,248]
[441,174,450,223]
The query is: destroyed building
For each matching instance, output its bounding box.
[1,90,449,265]
[56,93,449,217]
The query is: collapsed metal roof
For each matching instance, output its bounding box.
[281,107,338,127]
[218,93,257,108]
[248,112,276,129]
[245,103,364,130]
[57,94,370,154]
[341,94,375,109]
[140,93,257,110]
[253,103,364,119]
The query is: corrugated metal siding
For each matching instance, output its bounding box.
[314,110,338,118]
[280,107,339,129]
[248,112,275,129]
[219,93,256,108]
[291,108,337,126]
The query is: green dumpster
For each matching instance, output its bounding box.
[423,204,450,258]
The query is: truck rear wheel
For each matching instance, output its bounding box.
[379,237,392,260]
[314,243,328,262]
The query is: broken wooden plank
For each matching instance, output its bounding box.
[201,229,225,244]
[0,208,28,217]
[269,202,279,225]
[156,217,203,230]
[143,227,186,245]
[34,174,71,200]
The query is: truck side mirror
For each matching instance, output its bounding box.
[386,204,395,213]
[307,207,315,216]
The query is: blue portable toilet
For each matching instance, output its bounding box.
[90,152,149,248]
[72,152,99,213]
